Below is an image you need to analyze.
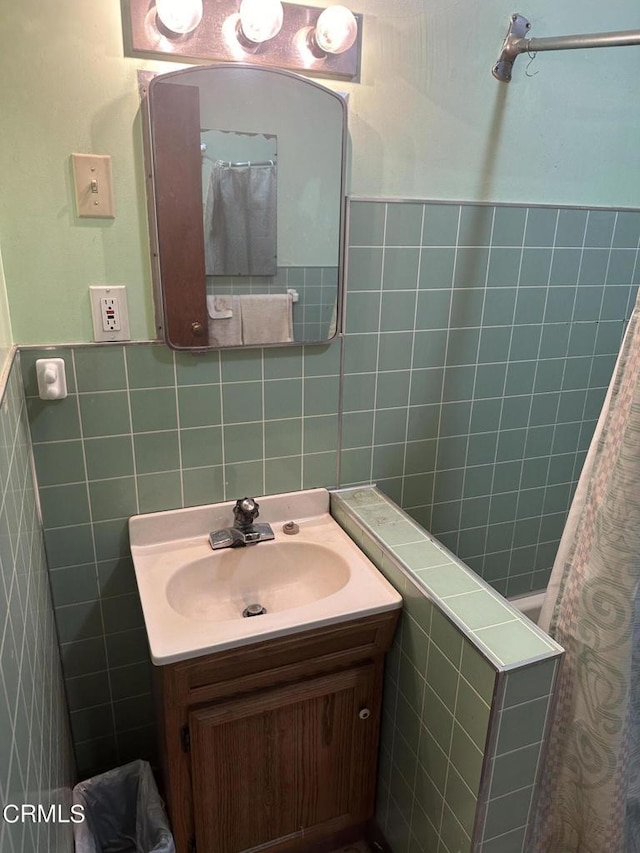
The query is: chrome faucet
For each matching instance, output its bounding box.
[209,498,275,550]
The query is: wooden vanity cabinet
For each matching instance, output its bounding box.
[154,610,399,853]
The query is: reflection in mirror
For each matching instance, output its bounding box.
[202,130,277,277]
[144,64,346,350]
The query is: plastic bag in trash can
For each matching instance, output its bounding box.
[72,759,175,853]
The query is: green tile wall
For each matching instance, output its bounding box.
[331,486,562,853]
[477,662,559,851]
[0,352,75,853]
[21,342,341,776]
[18,197,638,785]
[343,201,640,597]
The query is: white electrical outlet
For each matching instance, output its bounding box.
[90,286,130,342]
[101,297,120,331]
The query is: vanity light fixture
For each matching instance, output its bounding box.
[307,5,358,56]
[155,0,203,35]
[237,0,284,47]
[123,0,362,82]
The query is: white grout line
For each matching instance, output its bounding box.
[477,209,530,578]
[217,360,228,501]
[70,349,120,760]
[171,351,185,509]
[300,348,306,490]
[400,204,427,511]
[455,208,496,558]
[367,203,389,484]
[569,213,620,485]
[428,206,463,520]
[122,349,141,515]
[527,212,590,580]
[437,637,466,839]
[260,348,266,494]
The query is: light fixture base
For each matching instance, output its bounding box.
[306,28,327,60]
[234,18,263,54]
[122,0,362,82]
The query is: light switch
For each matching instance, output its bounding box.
[71,154,115,218]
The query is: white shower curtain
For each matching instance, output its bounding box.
[204,162,276,277]
[532,295,640,852]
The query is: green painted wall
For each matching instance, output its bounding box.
[0,0,639,344]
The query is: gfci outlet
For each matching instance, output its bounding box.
[90,286,130,342]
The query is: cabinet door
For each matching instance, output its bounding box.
[189,663,378,853]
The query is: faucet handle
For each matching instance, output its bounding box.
[233,497,260,529]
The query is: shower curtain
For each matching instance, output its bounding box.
[203,161,277,277]
[532,297,640,852]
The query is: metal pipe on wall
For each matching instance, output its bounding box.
[526,29,640,54]
[493,14,640,82]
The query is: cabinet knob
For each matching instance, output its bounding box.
[191,322,205,337]
[358,708,371,720]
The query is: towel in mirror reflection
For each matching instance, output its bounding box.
[207,293,293,346]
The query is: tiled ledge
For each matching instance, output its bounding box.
[330,485,562,670]
[331,484,564,851]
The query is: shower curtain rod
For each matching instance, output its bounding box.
[493,13,640,81]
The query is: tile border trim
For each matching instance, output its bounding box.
[330,484,563,672]
[349,196,640,214]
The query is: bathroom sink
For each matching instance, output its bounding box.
[166,541,350,621]
[129,488,401,664]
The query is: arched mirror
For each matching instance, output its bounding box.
[143,64,347,350]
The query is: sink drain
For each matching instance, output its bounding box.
[243,603,267,618]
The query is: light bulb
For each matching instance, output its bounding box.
[155,0,203,34]
[238,0,284,45]
[313,5,358,55]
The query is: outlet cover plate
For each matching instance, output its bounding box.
[89,285,131,342]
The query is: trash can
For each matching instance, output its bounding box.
[72,759,175,853]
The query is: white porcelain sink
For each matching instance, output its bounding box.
[166,541,350,621]
[129,489,401,665]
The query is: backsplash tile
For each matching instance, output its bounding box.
[20,342,341,776]
[0,353,75,853]
[343,199,639,596]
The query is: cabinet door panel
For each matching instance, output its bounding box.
[189,664,377,853]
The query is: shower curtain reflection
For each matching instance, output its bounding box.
[204,161,277,276]
[532,293,640,852]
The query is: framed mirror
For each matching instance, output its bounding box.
[143,64,347,350]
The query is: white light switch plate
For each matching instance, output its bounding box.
[71,154,115,218]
